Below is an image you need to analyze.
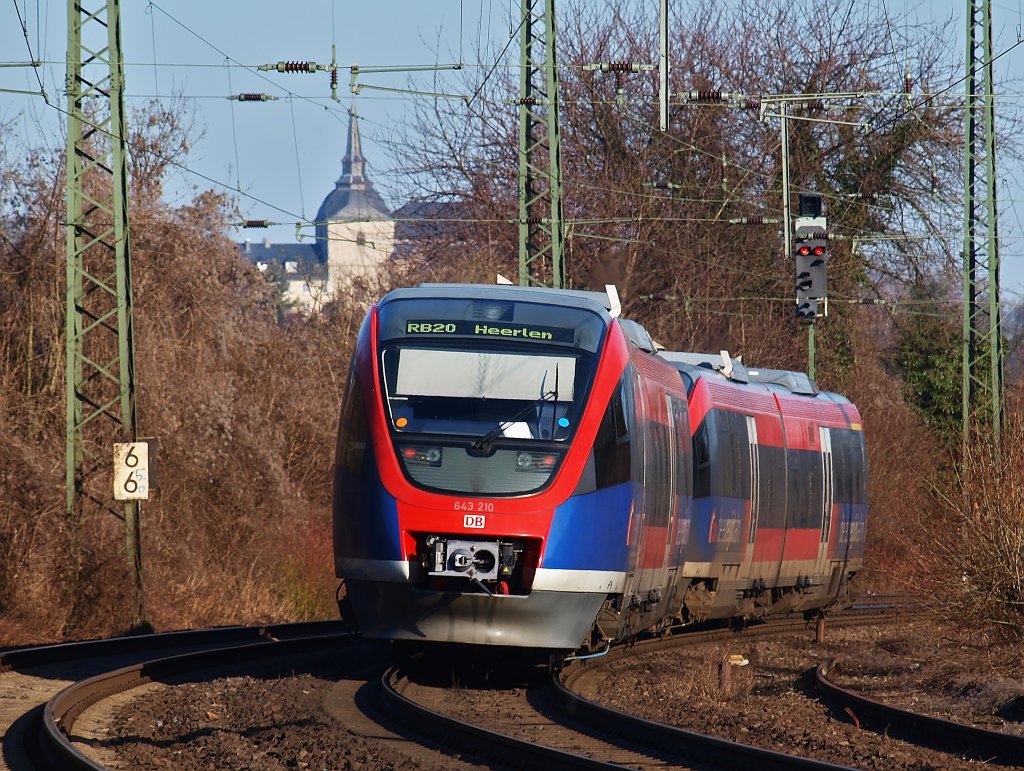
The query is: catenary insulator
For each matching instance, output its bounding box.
[688,89,722,102]
[242,220,270,229]
[232,93,277,102]
[260,61,318,73]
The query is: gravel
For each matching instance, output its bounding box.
[106,617,1024,769]
[111,674,447,770]
[576,619,1024,769]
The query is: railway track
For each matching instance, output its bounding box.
[5,605,1019,769]
[816,657,1024,766]
[380,660,855,770]
[368,611,910,770]
[0,621,348,771]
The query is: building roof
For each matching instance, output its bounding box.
[391,199,474,259]
[238,240,326,280]
[314,106,390,261]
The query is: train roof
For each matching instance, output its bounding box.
[379,283,843,402]
[382,283,617,317]
[657,350,825,398]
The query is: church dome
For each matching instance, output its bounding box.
[314,107,390,262]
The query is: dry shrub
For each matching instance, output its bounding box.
[819,314,943,593]
[0,104,391,641]
[905,419,1024,639]
[644,648,755,704]
[126,211,377,632]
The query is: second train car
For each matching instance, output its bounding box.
[333,283,868,652]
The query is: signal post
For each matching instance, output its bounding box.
[793,193,828,380]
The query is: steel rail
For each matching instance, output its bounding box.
[377,667,621,769]
[41,632,352,770]
[816,657,1024,766]
[0,619,347,672]
[565,608,912,670]
[547,674,857,770]
[545,610,926,770]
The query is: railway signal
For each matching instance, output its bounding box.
[795,236,827,297]
[793,193,828,321]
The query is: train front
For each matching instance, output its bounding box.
[333,285,627,651]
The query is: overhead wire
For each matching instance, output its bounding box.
[225,57,242,190]
[146,2,160,95]
[591,7,1024,268]
[6,0,1022,305]
[290,96,307,219]
[9,0,47,100]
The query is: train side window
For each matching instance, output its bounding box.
[714,410,750,499]
[847,430,864,501]
[670,396,692,497]
[593,379,632,489]
[757,444,787,528]
[693,421,709,466]
[677,370,695,395]
[830,429,867,505]
[830,431,849,504]
[646,417,673,527]
[788,448,824,528]
[336,364,370,475]
[693,417,712,498]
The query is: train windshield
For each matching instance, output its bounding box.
[380,344,595,494]
[390,348,575,429]
[375,293,607,494]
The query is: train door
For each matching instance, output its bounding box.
[742,415,759,574]
[661,393,681,594]
[622,375,675,619]
[621,371,651,609]
[668,394,692,568]
[823,427,868,601]
[661,393,678,559]
[814,427,835,576]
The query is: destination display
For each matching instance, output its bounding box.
[404,320,575,343]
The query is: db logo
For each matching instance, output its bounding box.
[464,515,486,529]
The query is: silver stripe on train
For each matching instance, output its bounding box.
[337,558,410,581]
[532,568,626,593]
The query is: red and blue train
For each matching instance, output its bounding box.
[333,283,868,652]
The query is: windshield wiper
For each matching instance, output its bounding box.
[549,363,560,439]
[470,373,556,455]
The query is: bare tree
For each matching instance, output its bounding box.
[378,0,967,377]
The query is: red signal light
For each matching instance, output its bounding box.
[812,245,825,256]
[797,246,811,256]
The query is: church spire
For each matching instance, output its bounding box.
[339,104,368,186]
[314,98,390,261]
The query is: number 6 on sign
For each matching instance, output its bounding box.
[113,442,149,501]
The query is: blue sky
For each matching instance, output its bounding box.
[3,1,481,240]
[2,0,1024,296]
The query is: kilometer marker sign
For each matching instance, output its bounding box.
[113,442,150,501]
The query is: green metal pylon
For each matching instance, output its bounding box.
[65,0,145,627]
[517,0,565,288]
[961,0,1003,455]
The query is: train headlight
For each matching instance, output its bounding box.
[515,451,557,472]
[401,446,443,466]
